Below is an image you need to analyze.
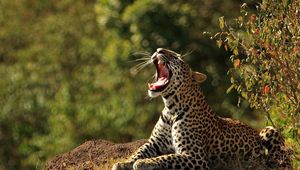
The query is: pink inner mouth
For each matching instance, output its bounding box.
[148,60,170,91]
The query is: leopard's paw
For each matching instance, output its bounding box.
[133,160,158,170]
[112,161,133,170]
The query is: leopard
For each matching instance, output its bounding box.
[112,48,292,170]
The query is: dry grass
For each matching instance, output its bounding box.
[63,158,127,170]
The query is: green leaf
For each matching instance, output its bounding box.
[219,16,225,30]
[226,84,235,93]
[233,48,239,55]
[216,39,222,48]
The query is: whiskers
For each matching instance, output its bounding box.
[130,51,152,75]
[180,49,194,58]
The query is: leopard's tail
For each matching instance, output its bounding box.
[259,126,293,169]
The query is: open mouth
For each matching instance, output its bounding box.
[148,58,172,92]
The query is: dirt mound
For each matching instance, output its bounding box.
[44,139,147,170]
[44,139,291,170]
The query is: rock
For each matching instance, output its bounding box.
[44,139,147,170]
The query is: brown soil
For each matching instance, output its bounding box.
[44,139,147,170]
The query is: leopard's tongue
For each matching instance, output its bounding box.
[148,77,169,90]
[148,61,169,91]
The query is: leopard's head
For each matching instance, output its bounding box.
[148,48,207,98]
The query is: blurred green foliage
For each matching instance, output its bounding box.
[0,0,264,169]
[214,0,300,167]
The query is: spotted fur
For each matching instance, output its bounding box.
[112,48,292,170]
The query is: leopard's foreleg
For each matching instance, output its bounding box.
[113,117,173,170]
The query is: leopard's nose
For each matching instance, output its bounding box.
[157,48,164,52]
[156,48,167,55]
[151,52,158,61]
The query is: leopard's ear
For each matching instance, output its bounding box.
[192,72,207,83]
